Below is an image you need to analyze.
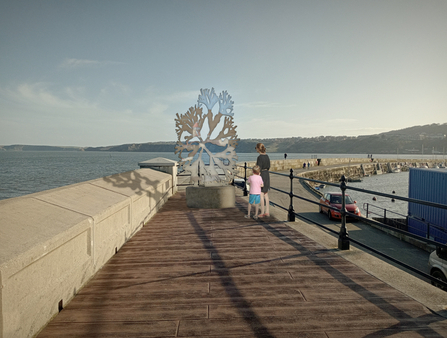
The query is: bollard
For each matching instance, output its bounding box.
[338,175,350,250]
[288,168,295,222]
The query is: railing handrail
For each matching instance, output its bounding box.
[362,203,407,218]
[274,170,447,245]
[363,202,447,236]
[235,163,447,288]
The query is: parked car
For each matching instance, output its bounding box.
[429,248,447,290]
[319,192,361,221]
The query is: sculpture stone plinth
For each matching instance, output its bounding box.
[186,186,235,209]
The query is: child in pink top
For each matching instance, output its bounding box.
[245,165,264,219]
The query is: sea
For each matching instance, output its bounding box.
[1,151,445,217]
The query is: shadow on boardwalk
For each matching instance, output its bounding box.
[37,191,447,337]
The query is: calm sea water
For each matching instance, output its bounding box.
[0,151,443,206]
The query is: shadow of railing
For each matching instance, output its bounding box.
[235,163,447,289]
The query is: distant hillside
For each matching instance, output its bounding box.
[252,123,447,154]
[84,142,177,152]
[2,123,446,154]
[0,145,82,151]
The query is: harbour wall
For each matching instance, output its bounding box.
[237,157,440,181]
[0,167,177,338]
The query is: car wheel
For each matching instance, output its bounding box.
[431,270,447,290]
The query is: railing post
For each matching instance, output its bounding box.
[366,203,369,219]
[243,162,248,196]
[288,168,295,222]
[338,175,350,250]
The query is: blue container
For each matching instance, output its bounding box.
[408,168,447,243]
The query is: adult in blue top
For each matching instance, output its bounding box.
[255,142,270,217]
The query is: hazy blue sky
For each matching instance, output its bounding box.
[1,0,446,147]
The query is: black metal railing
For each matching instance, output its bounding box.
[407,215,447,243]
[363,202,407,220]
[363,203,447,243]
[235,162,447,289]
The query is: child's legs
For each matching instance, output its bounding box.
[249,194,261,216]
[254,203,259,216]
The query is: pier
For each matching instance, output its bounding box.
[36,188,447,337]
[1,158,447,337]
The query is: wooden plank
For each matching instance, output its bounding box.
[37,191,447,338]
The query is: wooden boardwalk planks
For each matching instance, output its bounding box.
[37,191,447,338]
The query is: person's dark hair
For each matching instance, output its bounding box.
[256,143,266,153]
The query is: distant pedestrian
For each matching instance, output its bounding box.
[256,143,270,217]
[307,161,310,168]
[245,165,263,219]
[303,162,306,169]
[284,153,287,159]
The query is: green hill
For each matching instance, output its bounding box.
[2,123,446,155]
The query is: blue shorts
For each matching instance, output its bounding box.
[249,194,261,205]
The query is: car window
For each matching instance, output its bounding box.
[330,196,341,204]
[345,196,354,204]
[437,247,447,260]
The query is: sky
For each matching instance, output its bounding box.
[1,0,446,147]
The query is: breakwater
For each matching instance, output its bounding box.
[237,157,442,183]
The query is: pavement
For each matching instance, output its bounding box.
[36,183,447,337]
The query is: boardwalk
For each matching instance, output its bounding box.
[37,190,447,337]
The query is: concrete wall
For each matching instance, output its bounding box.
[236,157,440,179]
[0,168,175,338]
[237,158,378,178]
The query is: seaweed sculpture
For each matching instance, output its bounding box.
[175,88,239,186]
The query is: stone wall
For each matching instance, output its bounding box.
[0,168,176,338]
[236,157,440,181]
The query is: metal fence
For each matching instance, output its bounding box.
[235,162,447,289]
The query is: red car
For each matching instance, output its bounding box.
[319,192,361,221]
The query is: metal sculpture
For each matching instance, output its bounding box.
[175,88,239,186]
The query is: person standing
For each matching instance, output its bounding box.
[256,143,270,217]
[245,165,264,219]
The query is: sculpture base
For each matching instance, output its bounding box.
[186,186,235,209]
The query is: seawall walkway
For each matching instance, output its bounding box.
[37,188,447,337]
